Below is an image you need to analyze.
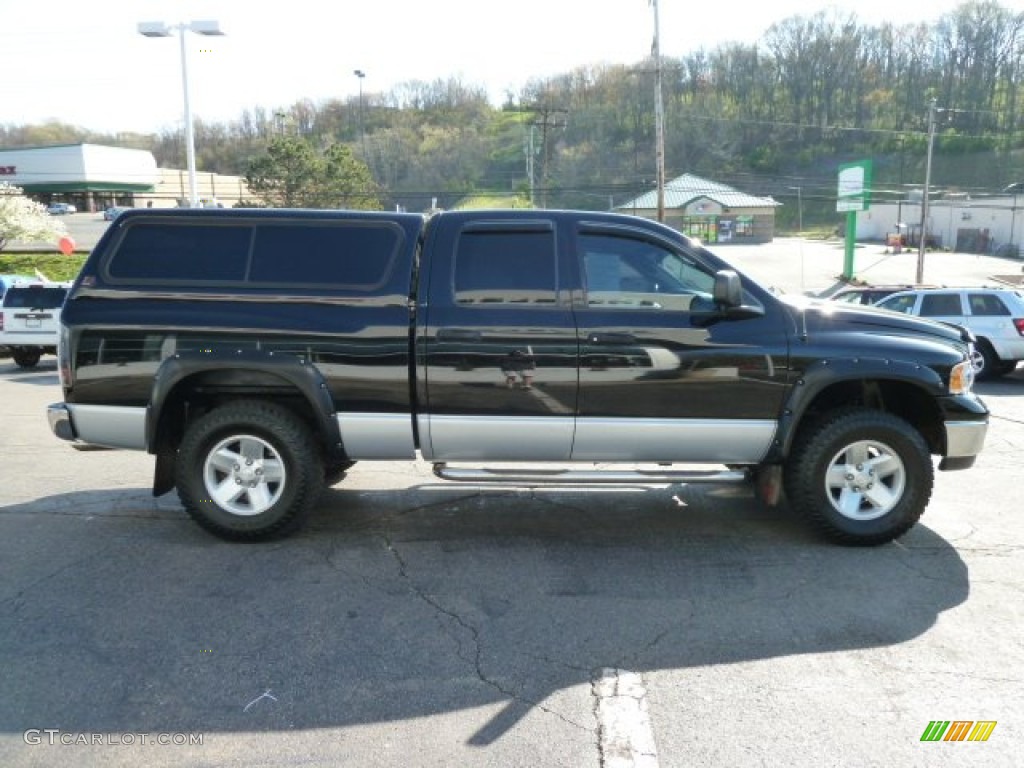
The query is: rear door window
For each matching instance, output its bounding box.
[967,293,1010,316]
[453,228,557,304]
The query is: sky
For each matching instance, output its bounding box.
[0,0,978,136]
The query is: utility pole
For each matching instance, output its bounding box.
[524,123,536,207]
[651,0,666,222]
[526,104,567,209]
[917,99,937,284]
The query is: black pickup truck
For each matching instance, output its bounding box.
[48,208,988,544]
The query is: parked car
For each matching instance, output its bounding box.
[828,284,938,306]
[103,206,131,221]
[47,202,77,215]
[0,279,71,368]
[875,286,1024,378]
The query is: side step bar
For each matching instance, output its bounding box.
[432,463,750,485]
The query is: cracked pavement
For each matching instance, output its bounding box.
[2,356,1023,767]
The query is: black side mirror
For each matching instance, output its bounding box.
[713,270,742,308]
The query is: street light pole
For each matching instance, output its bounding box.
[916,99,937,284]
[651,0,666,223]
[354,69,366,154]
[139,20,225,209]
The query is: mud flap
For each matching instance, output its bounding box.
[755,464,783,506]
[153,450,176,497]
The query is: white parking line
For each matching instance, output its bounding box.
[595,668,660,768]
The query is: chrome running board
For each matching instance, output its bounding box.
[432,463,749,485]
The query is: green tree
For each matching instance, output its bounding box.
[321,143,382,209]
[0,183,66,252]
[244,136,382,209]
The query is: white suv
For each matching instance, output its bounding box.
[0,280,71,368]
[875,286,1024,379]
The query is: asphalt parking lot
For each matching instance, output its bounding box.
[2,239,1023,767]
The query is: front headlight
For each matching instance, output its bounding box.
[949,359,975,395]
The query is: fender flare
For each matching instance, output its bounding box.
[146,349,344,458]
[767,356,945,462]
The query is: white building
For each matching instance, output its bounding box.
[856,192,1022,257]
[0,143,250,212]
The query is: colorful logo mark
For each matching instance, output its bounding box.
[920,720,997,742]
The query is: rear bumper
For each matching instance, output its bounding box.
[47,403,147,450]
[47,403,77,442]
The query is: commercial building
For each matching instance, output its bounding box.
[856,191,1022,257]
[616,173,781,243]
[0,143,250,211]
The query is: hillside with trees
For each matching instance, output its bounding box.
[1,1,1021,230]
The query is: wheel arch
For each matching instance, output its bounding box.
[771,359,947,462]
[147,351,345,495]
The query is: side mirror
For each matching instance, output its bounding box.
[692,269,763,326]
[713,270,742,308]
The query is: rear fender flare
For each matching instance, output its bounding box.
[146,350,343,458]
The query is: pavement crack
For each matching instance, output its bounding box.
[381,534,593,736]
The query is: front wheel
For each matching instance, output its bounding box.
[784,408,933,546]
[175,400,323,541]
[971,340,1000,381]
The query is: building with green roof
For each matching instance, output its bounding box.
[615,173,781,243]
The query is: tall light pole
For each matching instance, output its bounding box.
[651,0,666,223]
[354,69,366,154]
[916,99,937,284]
[139,20,225,209]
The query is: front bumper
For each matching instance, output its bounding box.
[938,418,988,471]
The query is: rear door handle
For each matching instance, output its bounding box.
[588,332,636,345]
[437,328,483,342]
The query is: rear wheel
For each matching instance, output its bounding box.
[175,400,323,541]
[784,408,933,546]
[11,348,41,368]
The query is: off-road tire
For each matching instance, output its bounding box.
[175,400,323,541]
[784,408,933,546]
[324,460,356,487]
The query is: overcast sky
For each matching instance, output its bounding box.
[1,0,974,135]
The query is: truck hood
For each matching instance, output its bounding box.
[778,294,972,346]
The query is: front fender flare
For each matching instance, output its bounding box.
[768,356,946,462]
